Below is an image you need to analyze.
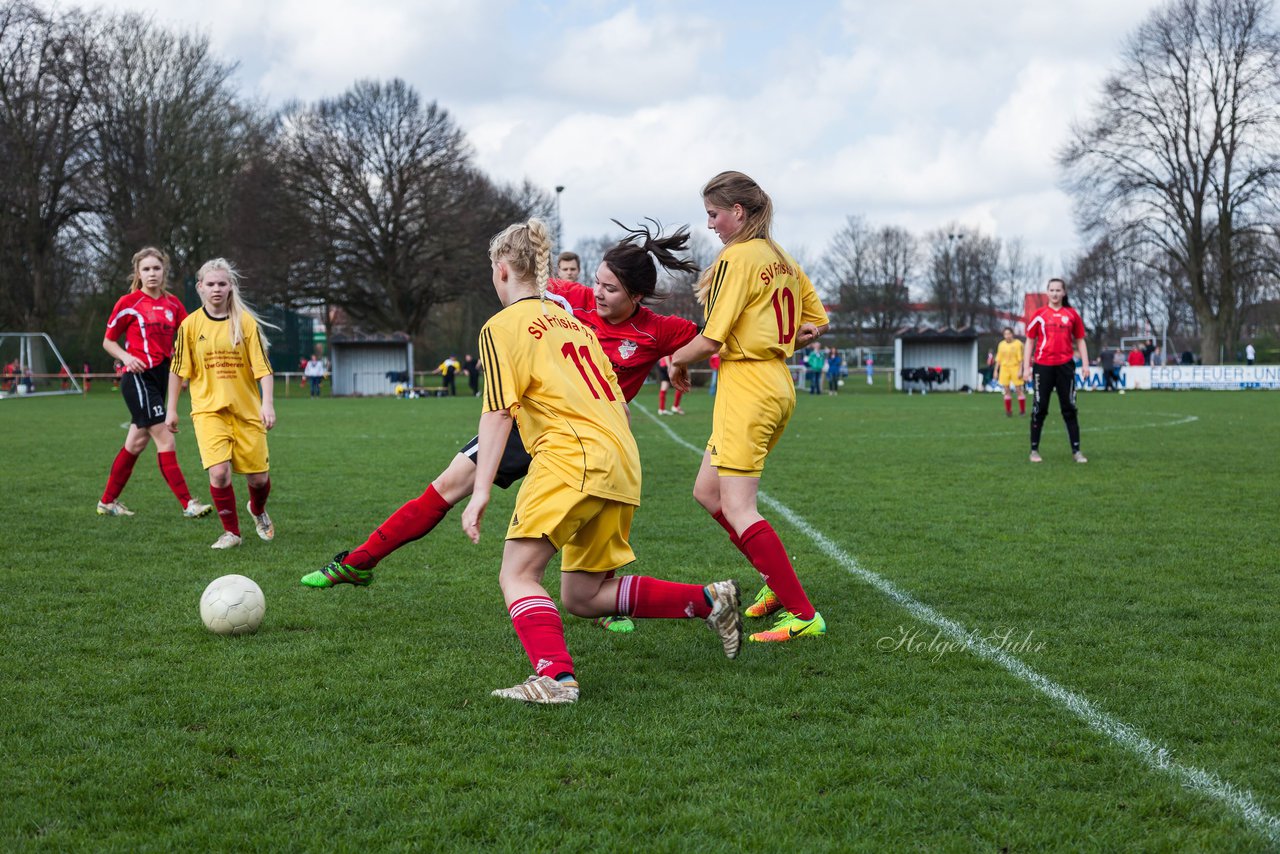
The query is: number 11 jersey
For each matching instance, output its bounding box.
[479,296,640,506]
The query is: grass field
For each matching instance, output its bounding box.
[3,381,1278,851]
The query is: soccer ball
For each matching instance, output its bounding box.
[200,574,266,636]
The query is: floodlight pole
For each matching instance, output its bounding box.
[555,185,565,253]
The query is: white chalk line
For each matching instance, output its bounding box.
[640,407,1278,845]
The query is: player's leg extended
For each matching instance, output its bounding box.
[302,456,467,587]
[148,421,208,517]
[98,423,149,515]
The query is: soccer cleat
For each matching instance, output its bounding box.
[704,579,743,659]
[744,584,783,618]
[749,610,826,643]
[183,498,213,519]
[211,532,242,550]
[97,500,134,516]
[247,500,274,541]
[1073,451,1088,464]
[1029,450,1043,463]
[594,615,635,633]
[492,675,579,705]
[301,551,374,588]
[658,408,671,416]
[673,406,685,415]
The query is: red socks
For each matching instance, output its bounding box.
[615,575,711,619]
[101,447,139,503]
[509,595,574,679]
[248,479,271,517]
[346,484,453,570]
[738,520,815,620]
[210,484,239,535]
[1019,397,1026,414]
[1004,397,1013,415]
[658,390,667,410]
[674,390,684,409]
[157,451,193,508]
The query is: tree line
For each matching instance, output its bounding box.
[0,2,548,368]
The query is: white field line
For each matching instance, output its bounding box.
[641,407,1279,845]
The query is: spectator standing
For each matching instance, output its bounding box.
[826,347,843,395]
[433,355,460,395]
[865,352,875,385]
[1245,342,1256,365]
[303,354,326,397]
[805,341,824,394]
[462,353,481,396]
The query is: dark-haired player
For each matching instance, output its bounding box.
[1022,277,1090,463]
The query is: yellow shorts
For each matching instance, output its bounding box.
[707,358,794,476]
[508,461,636,573]
[192,410,269,473]
[998,365,1023,388]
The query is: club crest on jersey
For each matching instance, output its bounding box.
[165,310,174,322]
[618,339,638,360]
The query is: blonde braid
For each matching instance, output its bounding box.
[528,219,552,314]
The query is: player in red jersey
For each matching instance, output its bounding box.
[96,247,211,520]
[1022,277,1090,464]
[302,221,702,626]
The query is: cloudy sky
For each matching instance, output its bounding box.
[99,0,1178,271]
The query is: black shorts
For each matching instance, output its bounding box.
[459,424,532,489]
[656,365,670,383]
[121,362,170,428]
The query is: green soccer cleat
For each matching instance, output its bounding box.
[748,610,826,643]
[301,551,374,588]
[744,584,783,618]
[594,615,635,633]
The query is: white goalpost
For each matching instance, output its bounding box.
[0,332,82,398]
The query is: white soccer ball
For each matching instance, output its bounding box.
[200,574,266,636]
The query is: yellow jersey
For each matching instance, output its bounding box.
[995,339,1024,370]
[703,239,829,362]
[479,297,640,505]
[171,308,273,419]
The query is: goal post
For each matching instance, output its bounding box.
[0,333,83,398]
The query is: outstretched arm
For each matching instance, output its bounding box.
[668,335,722,392]
[461,409,513,543]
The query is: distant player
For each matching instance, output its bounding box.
[1023,277,1090,464]
[301,220,705,638]
[656,355,684,414]
[555,251,581,282]
[97,247,211,520]
[166,259,277,548]
[995,327,1026,416]
[669,170,829,642]
[461,217,741,704]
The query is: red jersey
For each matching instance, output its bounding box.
[548,279,698,402]
[1025,305,1085,366]
[104,290,188,369]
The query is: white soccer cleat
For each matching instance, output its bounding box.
[673,406,685,415]
[704,579,743,659]
[1029,451,1043,463]
[183,499,213,519]
[1073,452,1088,464]
[211,532,242,550]
[247,501,274,541]
[97,500,134,516]
[491,675,579,704]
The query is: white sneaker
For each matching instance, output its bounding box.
[673,406,685,415]
[704,580,743,659]
[1029,451,1043,463]
[492,675,579,704]
[183,498,213,519]
[97,500,134,516]
[1073,451,1088,464]
[247,501,274,541]
[211,531,242,549]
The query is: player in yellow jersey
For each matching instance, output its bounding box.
[165,259,277,550]
[460,218,742,705]
[995,327,1026,417]
[670,171,830,643]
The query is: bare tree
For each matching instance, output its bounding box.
[0,2,101,330]
[925,225,1001,329]
[1061,0,1280,363]
[821,215,916,344]
[277,79,535,349]
[81,13,256,291]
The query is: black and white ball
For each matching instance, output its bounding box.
[200,574,265,636]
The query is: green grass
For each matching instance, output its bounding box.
[2,382,1278,851]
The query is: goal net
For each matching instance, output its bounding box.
[0,333,82,398]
